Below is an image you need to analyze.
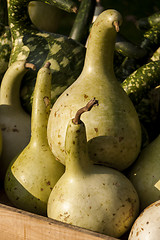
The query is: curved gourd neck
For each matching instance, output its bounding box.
[83,12,118,75]
[30,64,51,145]
[8,0,51,34]
[0,61,30,108]
[65,120,91,174]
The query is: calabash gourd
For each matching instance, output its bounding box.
[47,99,139,238]
[0,60,35,181]
[4,62,65,216]
[8,0,85,113]
[47,9,142,171]
[128,200,160,240]
[127,133,160,211]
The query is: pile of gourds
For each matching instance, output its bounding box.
[1,0,160,239]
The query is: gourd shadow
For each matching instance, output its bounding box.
[87,135,126,170]
[4,167,47,216]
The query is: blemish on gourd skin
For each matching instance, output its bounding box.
[119,136,124,142]
[84,94,88,99]
[94,128,98,133]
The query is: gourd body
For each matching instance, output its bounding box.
[4,63,65,215]
[127,134,160,211]
[47,9,142,171]
[0,61,32,181]
[28,1,63,33]
[47,118,139,238]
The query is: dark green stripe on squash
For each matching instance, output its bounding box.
[69,0,96,44]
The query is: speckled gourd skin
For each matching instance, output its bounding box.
[127,134,160,211]
[47,9,142,171]
[47,118,139,238]
[0,60,32,181]
[4,63,65,216]
[8,0,85,112]
[128,200,160,240]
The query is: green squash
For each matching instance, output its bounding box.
[8,0,86,112]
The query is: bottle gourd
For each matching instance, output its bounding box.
[47,9,142,171]
[47,99,139,238]
[4,62,65,215]
[0,60,35,181]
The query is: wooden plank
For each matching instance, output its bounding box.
[0,203,119,240]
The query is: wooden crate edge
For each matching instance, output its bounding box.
[0,202,119,240]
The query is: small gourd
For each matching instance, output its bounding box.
[47,9,142,171]
[0,60,35,181]
[47,99,139,238]
[4,62,65,216]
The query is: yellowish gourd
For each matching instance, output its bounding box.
[47,99,139,238]
[4,62,65,215]
[47,9,142,171]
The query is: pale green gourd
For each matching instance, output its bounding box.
[0,60,35,181]
[127,134,160,211]
[4,62,65,216]
[28,1,64,33]
[47,99,139,238]
[47,9,142,171]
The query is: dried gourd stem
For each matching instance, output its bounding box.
[96,0,101,4]
[72,98,99,125]
[113,20,120,32]
[25,62,36,71]
[72,6,78,13]
[44,61,51,69]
